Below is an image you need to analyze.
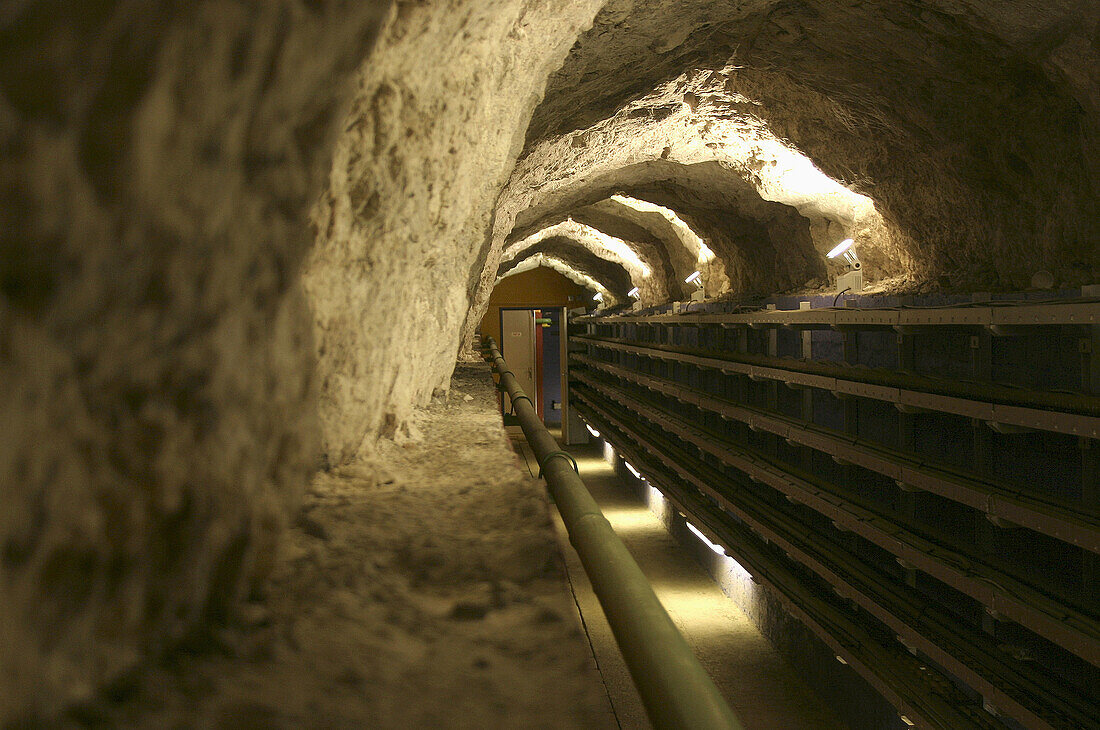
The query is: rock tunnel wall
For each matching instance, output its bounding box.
[0,2,394,720]
[303,0,605,463]
[461,0,1099,355]
[0,0,614,720]
[1,0,1098,724]
[525,0,1100,291]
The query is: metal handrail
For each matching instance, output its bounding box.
[484,337,743,730]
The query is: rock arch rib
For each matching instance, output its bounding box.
[498,238,636,306]
[500,219,667,305]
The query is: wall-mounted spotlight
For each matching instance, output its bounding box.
[592,291,603,303]
[585,424,600,438]
[627,286,640,299]
[826,238,862,296]
[685,270,705,302]
[826,238,860,269]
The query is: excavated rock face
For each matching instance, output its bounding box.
[496,253,620,306]
[303,0,604,463]
[460,0,1098,349]
[524,0,1099,290]
[2,0,1098,723]
[459,61,889,346]
[508,204,682,298]
[0,1,390,722]
[1,0,613,719]
[507,157,832,296]
[500,219,666,304]
[497,236,635,298]
[587,197,713,300]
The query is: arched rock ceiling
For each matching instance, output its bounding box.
[460,67,903,347]
[523,0,1099,290]
[498,237,635,303]
[497,256,609,303]
[511,159,832,294]
[501,218,668,303]
[595,197,714,299]
[506,200,710,301]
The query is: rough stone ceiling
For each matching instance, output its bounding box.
[496,254,601,294]
[460,57,910,345]
[499,218,667,304]
[502,219,651,277]
[506,158,830,294]
[503,76,888,279]
[461,0,1099,350]
[594,196,713,300]
[4,1,1097,720]
[512,204,682,298]
[497,236,635,302]
[520,0,1098,288]
[497,255,610,303]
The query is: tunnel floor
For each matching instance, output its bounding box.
[66,365,608,728]
[509,429,849,729]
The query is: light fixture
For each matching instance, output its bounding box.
[585,424,600,438]
[623,461,643,480]
[826,238,860,269]
[627,286,640,299]
[684,270,705,303]
[826,238,862,296]
[686,522,726,555]
[592,291,603,302]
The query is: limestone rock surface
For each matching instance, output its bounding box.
[526,0,1100,290]
[304,0,605,464]
[0,2,390,722]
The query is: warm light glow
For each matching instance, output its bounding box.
[623,461,643,480]
[603,441,616,463]
[687,522,726,556]
[679,82,881,228]
[826,238,860,270]
[647,485,665,506]
[497,254,615,304]
[826,238,855,258]
[600,505,668,536]
[645,484,674,524]
[899,716,916,727]
[611,194,716,264]
[504,219,651,277]
[585,424,600,438]
[719,554,755,584]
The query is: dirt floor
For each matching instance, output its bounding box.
[63,364,609,729]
